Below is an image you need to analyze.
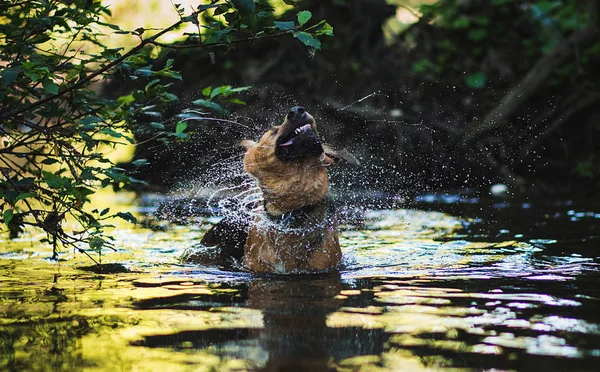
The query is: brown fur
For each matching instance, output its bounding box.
[241,115,342,273]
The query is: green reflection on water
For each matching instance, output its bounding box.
[1,192,599,371]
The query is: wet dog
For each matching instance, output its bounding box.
[185,106,357,274]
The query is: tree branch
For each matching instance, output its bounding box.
[460,0,600,145]
[0,10,201,120]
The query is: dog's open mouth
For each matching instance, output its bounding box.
[278,124,313,147]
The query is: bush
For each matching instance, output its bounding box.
[0,0,332,262]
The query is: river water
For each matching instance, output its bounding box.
[1,190,599,371]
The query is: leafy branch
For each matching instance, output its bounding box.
[0,0,333,263]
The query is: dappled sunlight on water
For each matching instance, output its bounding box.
[1,192,600,370]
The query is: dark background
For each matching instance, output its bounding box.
[121,0,600,197]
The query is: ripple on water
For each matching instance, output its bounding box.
[1,193,600,370]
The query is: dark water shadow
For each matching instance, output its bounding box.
[130,273,389,371]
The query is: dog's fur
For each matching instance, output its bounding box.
[189,107,356,274]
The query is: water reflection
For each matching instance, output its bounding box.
[1,194,600,370]
[130,274,388,371]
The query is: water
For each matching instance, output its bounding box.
[1,190,600,371]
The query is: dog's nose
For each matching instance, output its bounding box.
[287,106,306,120]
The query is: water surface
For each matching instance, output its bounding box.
[1,191,600,371]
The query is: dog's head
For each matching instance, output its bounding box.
[241,106,330,215]
[241,106,325,162]
[273,106,323,161]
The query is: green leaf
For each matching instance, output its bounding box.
[214,4,232,16]
[231,0,255,16]
[99,127,123,138]
[3,209,13,225]
[41,158,59,165]
[228,98,246,105]
[117,94,135,105]
[16,193,35,202]
[41,78,59,94]
[0,67,20,85]
[74,187,95,197]
[198,4,221,11]
[452,16,470,29]
[202,86,212,97]
[79,116,101,128]
[116,211,137,224]
[210,85,231,99]
[315,22,334,36]
[575,159,594,178]
[42,171,66,189]
[154,69,182,80]
[229,86,251,93]
[274,21,295,31]
[297,10,312,26]
[161,93,179,102]
[88,236,104,251]
[150,122,165,130]
[134,65,153,77]
[100,208,110,216]
[294,31,321,49]
[145,79,161,92]
[132,159,150,166]
[532,0,562,13]
[191,99,228,115]
[468,29,487,41]
[81,168,96,180]
[465,71,487,89]
[175,121,188,134]
[14,177,34,187]
[4,190,19,204]
[473,16,490,26]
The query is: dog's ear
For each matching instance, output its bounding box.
[322,144,360,166]
[240,139,257,150]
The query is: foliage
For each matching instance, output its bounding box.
[0,0,332,262]
[413,0,596,90]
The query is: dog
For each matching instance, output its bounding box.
[185,106,357,274]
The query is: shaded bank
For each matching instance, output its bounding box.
[119,0,600,195]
